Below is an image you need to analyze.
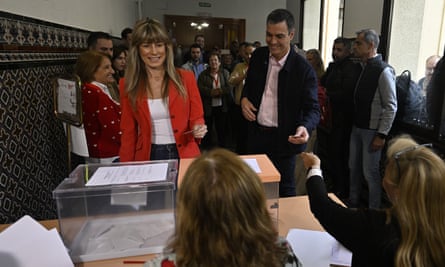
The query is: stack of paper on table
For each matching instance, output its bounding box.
[0,215,73,267]
[287,228,352,267]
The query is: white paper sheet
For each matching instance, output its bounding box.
[242,158,262,173]
[86,163,169,186]
[0,215,74,267]
[65,123,89,157]
[331,241,353,266]
[286,228,352,267]
[57,78,77,115]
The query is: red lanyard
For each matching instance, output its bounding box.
[213,73,219,88]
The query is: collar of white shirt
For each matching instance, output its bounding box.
[269,48,290,67]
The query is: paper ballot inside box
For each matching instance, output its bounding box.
[86,163,169,186]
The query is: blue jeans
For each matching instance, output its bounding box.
[348,127,382,208]
[150,144,179,160]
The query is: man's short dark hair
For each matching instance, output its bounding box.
[121,27,132,39]
[334,37,352,51]
[267,9,295,31]
[190,43,202,51]
[87,31,112,48]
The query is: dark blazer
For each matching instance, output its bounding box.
[307,176,398,267]
[242,46,320,155]
[321,56,360,127]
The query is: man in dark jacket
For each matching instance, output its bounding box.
[349,29,397,209]
[426,47,445,129]
[241,9,320,197]
[320,37,360,199]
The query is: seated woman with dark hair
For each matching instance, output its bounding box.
[145,148,302,267]
[301,135,445,267]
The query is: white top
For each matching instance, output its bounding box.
[148,98,176,144]
[91,81,111,98]
[211,72,222,107]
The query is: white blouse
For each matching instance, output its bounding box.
[148,98,175,144]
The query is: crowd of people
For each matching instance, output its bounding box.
[75,7,445,198]
[68,8,445,267]
[76,21,267,165]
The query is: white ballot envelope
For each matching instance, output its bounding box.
[0,215,74,267]
[287,228,352,267]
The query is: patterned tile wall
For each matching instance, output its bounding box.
[0,11,89,223]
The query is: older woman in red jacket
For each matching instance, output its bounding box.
[75,50,121,163]
[119,18,207,162]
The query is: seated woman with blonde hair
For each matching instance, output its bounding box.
[301,135,445,267]
[145,148,302,267]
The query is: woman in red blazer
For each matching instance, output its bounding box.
[75,50,121,163]
[119,18,207,162]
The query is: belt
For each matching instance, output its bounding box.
[151,143,177,149]
[256,123,278,131]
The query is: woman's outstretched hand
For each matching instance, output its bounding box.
[301,152,321,170]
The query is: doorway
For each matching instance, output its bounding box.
[164,14,246,52]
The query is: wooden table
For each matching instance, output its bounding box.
[1,155,342,266]
[279,194,332,235]
[177,154,281,185]
[0,194,342,267]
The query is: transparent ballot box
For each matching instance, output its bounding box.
[53,160,178,263]
[263,179,279,226]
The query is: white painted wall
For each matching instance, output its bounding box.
[321,0,342,65]
[388,0,444,80]
[302,0,322,49]
[142,0,287,44]
[1,0,393,56]
[2,0,139,37]
[343,0,384,36]
[3,0,287,43]
[388,0,425,78]
[286,0,303,44]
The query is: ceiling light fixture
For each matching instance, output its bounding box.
[190,22,209,30]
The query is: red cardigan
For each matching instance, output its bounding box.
[82,83,121,158]
[119,69,205,162]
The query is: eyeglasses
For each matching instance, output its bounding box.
[393,143,433,180]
